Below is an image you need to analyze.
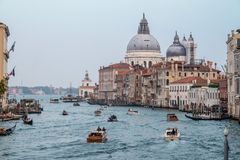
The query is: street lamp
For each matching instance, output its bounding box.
[224,127,229,160]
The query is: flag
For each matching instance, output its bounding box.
[9,41,16,52]
[9,67,15,77]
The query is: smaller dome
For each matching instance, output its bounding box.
[166,32,186,57]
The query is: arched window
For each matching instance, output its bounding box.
[144,61,147,68]
[131,61,134,66]
[166,72,169,76]
[148,61,152,68]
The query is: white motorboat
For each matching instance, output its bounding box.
[164,128,180,141]
[127,109,139,115]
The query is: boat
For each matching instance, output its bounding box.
[167,113,178,121]
[73,102,80,106]
[23,117,33,125]
[0,124,16,136]
[1,112,22,121]
[87,127,107,143]
[108,115,118,122]
[61,95,81,103]
[94,110,101,116]
[19,99,42,114]
[50,98,60,103]
[62,110,68,115]
[185,114,230,120]
[164,128,180,141]
[127,108,139,115]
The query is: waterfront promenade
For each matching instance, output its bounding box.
[0,95,240,160]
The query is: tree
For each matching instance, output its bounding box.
[0,79,7,98]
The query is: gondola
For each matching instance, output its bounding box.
[23,118,33,125]
[185,114,230,121]
[0,124,16,136]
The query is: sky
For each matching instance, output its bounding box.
[0,0,239,88]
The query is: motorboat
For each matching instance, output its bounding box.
[19,99,42,114]
[50,98,60,103]
[164,128,180,141]
[127,109,139,115]
[62,110,68,115]
[87,128,107,143]
[61,95,81,103]
[73,102,80,106]
[94,110,101,116]
[23,117,33,125]
[167,113,178,121]
[0,124,16,136]
[108,115,118,122]
[1,112,22,121]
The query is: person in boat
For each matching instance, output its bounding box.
[97,126,101,131]
[102,127,106,132]
[172,129,175,135]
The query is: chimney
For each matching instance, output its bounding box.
[214,63,217,69]
[231,30,235,36]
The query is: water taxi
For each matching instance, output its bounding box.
[127,109,139,115]
[50,98,60,103]
[167,113,178,121]
[61,95,81,103]
[164,128,180,141]
[73,102,80,106]
[87,128,107,143]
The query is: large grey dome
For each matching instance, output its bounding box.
[127,34,160,53]
[166,32,186,57]
[126,13,160,53]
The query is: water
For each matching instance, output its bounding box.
[1,95,240,160]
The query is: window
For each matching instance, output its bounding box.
[206,73,208,77]
[166,72,169,76]
[149,61,152,68]
[131,61,134,66]
[198,73,200,77]
[237,39,240,48]
[179,72,181,76]
[144,61,147,68]
[184,72,187,77]
[166,79,169,85]
[213,73,215,78]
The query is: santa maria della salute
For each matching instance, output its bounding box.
[125,13,198,68]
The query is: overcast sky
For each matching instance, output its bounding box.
[0,0,239,87]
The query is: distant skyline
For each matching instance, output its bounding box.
[0,0,239,87]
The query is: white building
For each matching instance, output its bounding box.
[79,71,95,99]
[125,14,162,68]
[226,29,240,119]
[189,85,220,110]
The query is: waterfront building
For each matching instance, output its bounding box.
[79,71,95,99]
[125,14,163,68]
[169,77,206,110]
[98,63,130,103]
[226,29,240,119]
[188,80,220,112]
[0,22,10,110]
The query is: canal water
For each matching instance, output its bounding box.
[0,95,240,160]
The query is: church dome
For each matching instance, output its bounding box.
[126,14,160,53]
[166,32,186,57]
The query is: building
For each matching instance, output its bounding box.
[188,81,220,112]
[98,63,130,103]
[0,22,10,111]
[125,14,162,68]
[79,71,95,99]
[169,77,206,111]
[226,29,240,119]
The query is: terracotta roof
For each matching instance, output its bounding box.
[109,63,130,69]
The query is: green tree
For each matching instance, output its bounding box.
[0,79,7,98]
